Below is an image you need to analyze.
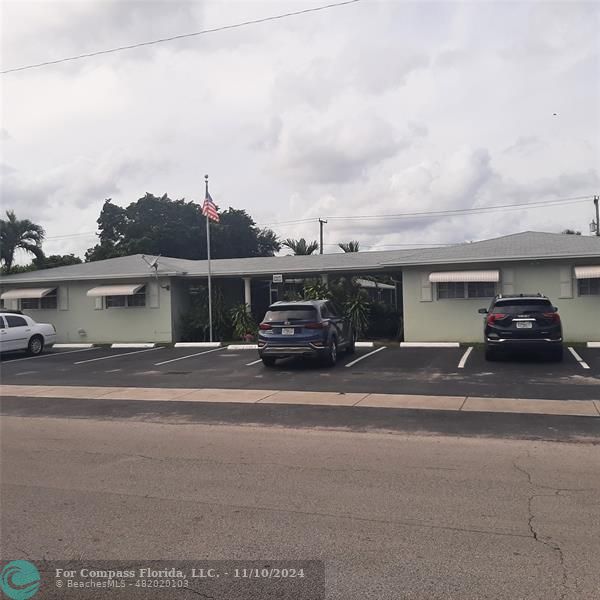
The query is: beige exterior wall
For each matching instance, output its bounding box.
[403,261,600,343]
[3,278,174,344]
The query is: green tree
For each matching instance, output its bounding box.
[282,238,319,255]
[339,240,360,252]
[85,195,280,261]
[561,229,582,235]
[33,254,82,269]
[0,210,45,273]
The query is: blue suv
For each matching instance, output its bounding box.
[258,300,355,366]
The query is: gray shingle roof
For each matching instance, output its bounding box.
[1,232,598,284]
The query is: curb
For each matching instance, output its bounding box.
[588,342,600,348]
[111,343,156,349]
[174,342,222,348]
[400,342,460,348]
[227,344,259,350]
[53,343,95,349]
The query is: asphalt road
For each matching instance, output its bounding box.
[1,344,599,400]
[2,416,599,600]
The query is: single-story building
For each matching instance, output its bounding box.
[1,231,598,343]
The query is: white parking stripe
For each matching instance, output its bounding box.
[458,346,473,369]
[345,346,385,368]
[246,358,263,366]
[568,347,590,369]
[1,347,96,364]
[74,347,162,365]
[154,346,224,366]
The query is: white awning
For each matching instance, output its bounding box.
[429,270,500,283]
[86,284,144,297]
[574,266,600,279]
[0,287,56,300]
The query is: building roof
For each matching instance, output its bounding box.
[1,232,598,284]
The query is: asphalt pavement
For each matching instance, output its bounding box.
[2,416,599,600]
[1,344,599,400]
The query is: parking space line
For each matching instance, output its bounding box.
[246,358,263,366]
[154,347,224,366]
[345,346,385,368]
[458,346,473,369]
[568,347,590,369]
[74,347,162,365]
[1,347,97,364]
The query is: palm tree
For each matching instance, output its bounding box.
[282,238,319,255]
[339,241,360,253]
[0,210,45,273]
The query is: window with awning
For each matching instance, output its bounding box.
[574,266,600,279]
[428,270,500,283]
[429,271,499,300]
[1,287,56,300]
[574,266,600,296]
[86,284,145,297]
[0,287,58,309]
[87,284,146,308]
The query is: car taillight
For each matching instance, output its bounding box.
[486,313,507,325]
[304,322,325,329]
[543,312,561,323]
[259,323,272,330]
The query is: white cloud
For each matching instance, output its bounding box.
[0,0,598,262]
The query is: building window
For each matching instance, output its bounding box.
[105,286,146,308]
[578,278,600,296]
[437,282,496,299]
[20,289,58,310]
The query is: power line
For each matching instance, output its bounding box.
[256,194,594,227]
[1,0,362,75]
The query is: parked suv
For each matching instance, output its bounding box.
[478,294,563,361]
[258,300,355,366]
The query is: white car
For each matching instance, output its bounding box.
[0,311,57,355]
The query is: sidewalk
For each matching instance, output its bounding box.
[1,385,599,418]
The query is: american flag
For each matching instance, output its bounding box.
[202,191,219,223]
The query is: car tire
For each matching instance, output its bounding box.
[28,335,44,356]
[551,346,564,362]
[324,338,338,366]
[261,357,276,367]
[484,346,496,361]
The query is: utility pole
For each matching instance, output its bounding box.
[594,196,600,237]
[319,218,327,254]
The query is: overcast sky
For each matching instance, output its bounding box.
[1,0,599,260]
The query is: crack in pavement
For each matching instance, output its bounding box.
[513,457,570,600]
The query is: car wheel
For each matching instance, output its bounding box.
[28,335,44,356]
[551,346,564,362]
[325,338,338,366]
[262,357,276,367]
[484,346,496,361]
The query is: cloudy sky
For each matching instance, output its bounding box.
[2,0,599,260]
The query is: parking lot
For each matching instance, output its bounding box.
[1,343,599,400]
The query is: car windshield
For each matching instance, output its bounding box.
[264,307,318,322]
[493,299,553,314]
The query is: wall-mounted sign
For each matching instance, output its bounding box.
[272,274,283,284]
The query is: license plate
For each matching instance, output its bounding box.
[516,322,533,329]
[281,327,295,335]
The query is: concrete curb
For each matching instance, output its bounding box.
[111,343,156,349]
[174,342,222,348]
[400,342,460,348]
[227,345,259,350]
[356,342,374,348]
[588,342,600,348]
[1,385,598,418]
[53,344,95,349]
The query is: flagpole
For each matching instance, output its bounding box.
[205,174,213,342]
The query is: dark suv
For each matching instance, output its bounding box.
[258,300,355,366]
[479,294,563,361]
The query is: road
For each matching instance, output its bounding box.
[2,415,599,599]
